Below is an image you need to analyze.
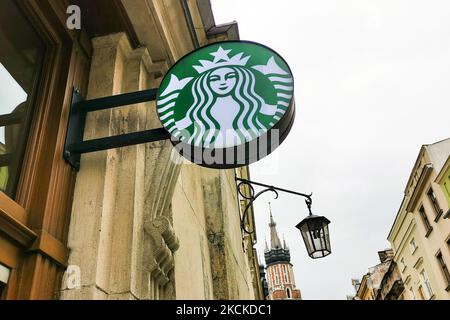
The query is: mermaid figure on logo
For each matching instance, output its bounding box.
[175,47,279,148]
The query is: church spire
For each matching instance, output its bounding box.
[283,235,287,250]
[264,202,301,300]
[268,203,282,249]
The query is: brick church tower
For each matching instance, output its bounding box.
[264,207,302,300]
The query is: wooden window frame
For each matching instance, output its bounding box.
[0,0,91,299]
[435,250,450,291]
[418,285,425,300]
[419,269,434,299]
[0,0,139,301]
[427,187,443,222]
[446,234,450,252]
[0,263,11,299]
[400,257,407,272]
[0,25,44,199]
[418,205,433,238]
[409,238,418,254]
[408,287,416,300]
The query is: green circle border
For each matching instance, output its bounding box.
[156,40,296,169]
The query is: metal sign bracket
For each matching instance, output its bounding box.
[64,87,170,171]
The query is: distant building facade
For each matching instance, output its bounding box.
[388,138,450,300]
[375,260,405,300]
[353,249,397,300]
[348,278,361,300]
[264,211,301,300]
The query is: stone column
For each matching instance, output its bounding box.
[61,33,130,300]
[61,33,180,300]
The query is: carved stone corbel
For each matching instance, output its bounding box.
[144,216,179,286]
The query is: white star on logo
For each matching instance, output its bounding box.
[210,46,232,63]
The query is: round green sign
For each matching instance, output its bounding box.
[156,41,295,168]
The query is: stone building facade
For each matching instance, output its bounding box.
[353,139,450,300]
[0,0,264,300]
[375,260,404,300]
[353,249,396,300]
[388,138,450,300]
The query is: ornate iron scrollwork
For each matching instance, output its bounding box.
[237,180,279,234]
[236,177,313,235]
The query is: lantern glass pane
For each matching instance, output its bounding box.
[297,215,331,259]
[300,223,314,253]
[323,224,331,250]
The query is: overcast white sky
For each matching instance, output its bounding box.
[211,0,450,299]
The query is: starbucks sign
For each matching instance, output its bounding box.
[156,41,295,168]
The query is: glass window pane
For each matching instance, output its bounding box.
[0,0,44,198]
[0,264,10,284]
[0,263,10,298]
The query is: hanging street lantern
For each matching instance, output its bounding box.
[296,212,331,259]
[236,178,332,259]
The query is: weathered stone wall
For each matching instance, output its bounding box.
[173,166,256,299]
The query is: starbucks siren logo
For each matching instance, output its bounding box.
[156,41,295,167]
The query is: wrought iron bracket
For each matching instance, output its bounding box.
[236,177,313,234]
[64,87,170,171]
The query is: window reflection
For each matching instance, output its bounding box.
[0,0,44,198]
[0,263,10,299]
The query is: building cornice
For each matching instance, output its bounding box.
[196,0,240,40]
[404,147,426,194]
[388,146,427,243]
[435,156,450,184]
[387,196,408,243]
[356,274,369,298]
[388,163,433,243]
